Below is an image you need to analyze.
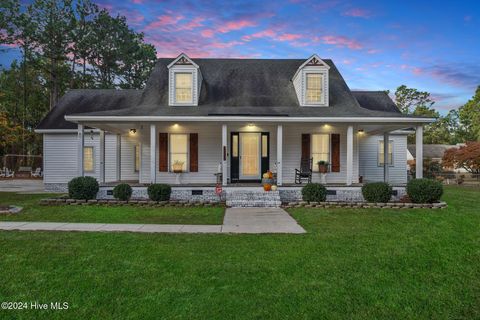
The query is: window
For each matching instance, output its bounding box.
[378,140,393,166]
[311,134,329,171]
[83,146,94,172]
[134,144,140,172]
[170,134,188,172]
[306,73,322,104]
[174,73,192,103]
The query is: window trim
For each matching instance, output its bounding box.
[302,71,328,107]
[378,140,394,167]
[83,146,95,173]
[172,70,194,105]
[169,133,190,173]
[134,144,140,173]
[311,133,331,172]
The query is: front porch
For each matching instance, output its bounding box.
[75,120,425,189]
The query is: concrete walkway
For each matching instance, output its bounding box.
[0,208,306,234]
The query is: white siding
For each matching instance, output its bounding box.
[359,134,408,184]
[282,124,359,184]
[43,133,79,184]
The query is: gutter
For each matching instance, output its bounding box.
[64,115,436,124]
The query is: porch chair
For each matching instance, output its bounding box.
[295,158,313,184]
[31,167,42,178]
[4,168,15,178]
[0,167,5,178]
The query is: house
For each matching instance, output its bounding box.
[407,143,467,173]
[36,54,433,204]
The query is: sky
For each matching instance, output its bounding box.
[2,0,479,113]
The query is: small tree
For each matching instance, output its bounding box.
[442,142,480,174]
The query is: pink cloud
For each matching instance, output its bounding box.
[318,35,363,49]
[367,49,379,54]
[179,17,205,30]
[131,0,143,3]
[210,40,243,49]
[242,29,302,42]
[201,29,215,38]
[144,14,184,31]
[217,19,256,33]
[343,8,372,18]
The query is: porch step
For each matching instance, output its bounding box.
[225,190,282,208]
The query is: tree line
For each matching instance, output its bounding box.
[393,85,480,144]
[0,0,156,156]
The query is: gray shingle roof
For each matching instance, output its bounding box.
[36,89,142,129]
[38,58,424,129]
[407,144,458,159]
[351,91,401,113]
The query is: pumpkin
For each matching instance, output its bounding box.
[263,172,270,179]
[263,183,272,191]
[267,170,273,179]
[271,185,278,191]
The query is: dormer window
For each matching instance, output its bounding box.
[306,73,322,104]
[175,72,193,103]
[292,54,330,107]
[168,53,202,106]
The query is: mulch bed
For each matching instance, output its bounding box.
[283,201,447,209]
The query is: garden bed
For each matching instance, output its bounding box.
[40,198,225,207]
[283,201,447,209]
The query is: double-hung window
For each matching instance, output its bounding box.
[311,134,329,171]
[170,134,188,172]
[83,146,94,172]
[378,140,393,166]
[174,73,193,103]
[306,73,322,104]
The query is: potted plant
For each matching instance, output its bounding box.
[172,160,184,173]
[317,160,329,174]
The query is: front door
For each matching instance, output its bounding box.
[239,132,261,180]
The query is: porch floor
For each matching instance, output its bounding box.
[99,181,368,188]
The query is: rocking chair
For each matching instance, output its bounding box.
[295,158,313,184]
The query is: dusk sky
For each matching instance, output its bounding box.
[2,0,479,113]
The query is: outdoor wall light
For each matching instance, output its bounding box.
[129,128,137,135]
[248,123,254,127]
[358,129,364,134]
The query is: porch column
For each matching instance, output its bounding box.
[116,134,121,181]
[346,125,353,185]
[77,124,84,177]
[99,129,105,183]
[383,132,389,183]
[416,125,423,179]
[150,124,156,183]
[222,124,228,186]
[277,124,283,186]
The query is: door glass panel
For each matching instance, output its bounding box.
[261,135,268,157]
[241,133,260,177]
[232,135,238,157]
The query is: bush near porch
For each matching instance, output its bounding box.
[0,186,478,319]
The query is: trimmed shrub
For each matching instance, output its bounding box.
[407,178,443,203]
[68,176,99,200]
[301,183,327,202]
[361,182,393,203]
[147,184,171,201]
[113,183,132,201]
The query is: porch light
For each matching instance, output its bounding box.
[248,123,254,127]
[357,129,364,134]
[89,130,94,140]
[172,123,179,128]
[129,128,137,135]
[323,124,330,129]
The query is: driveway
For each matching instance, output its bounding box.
[0,179,45,194]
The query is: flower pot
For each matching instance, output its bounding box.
[318,165,328,174]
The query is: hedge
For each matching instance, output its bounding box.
[406,178,443,203]
[68,176,99,200]
[301,183,327,202]
[361,182,393,203]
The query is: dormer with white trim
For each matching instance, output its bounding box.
[168,53,202,106]
[293,54,330,107]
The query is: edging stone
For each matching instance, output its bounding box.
[282,201,447,209]
[39,198,225,207]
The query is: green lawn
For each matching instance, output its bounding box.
[0,186,479,319]
[0,193,224,225]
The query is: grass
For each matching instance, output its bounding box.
[0,193,224,225]
[0,186,479,319]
